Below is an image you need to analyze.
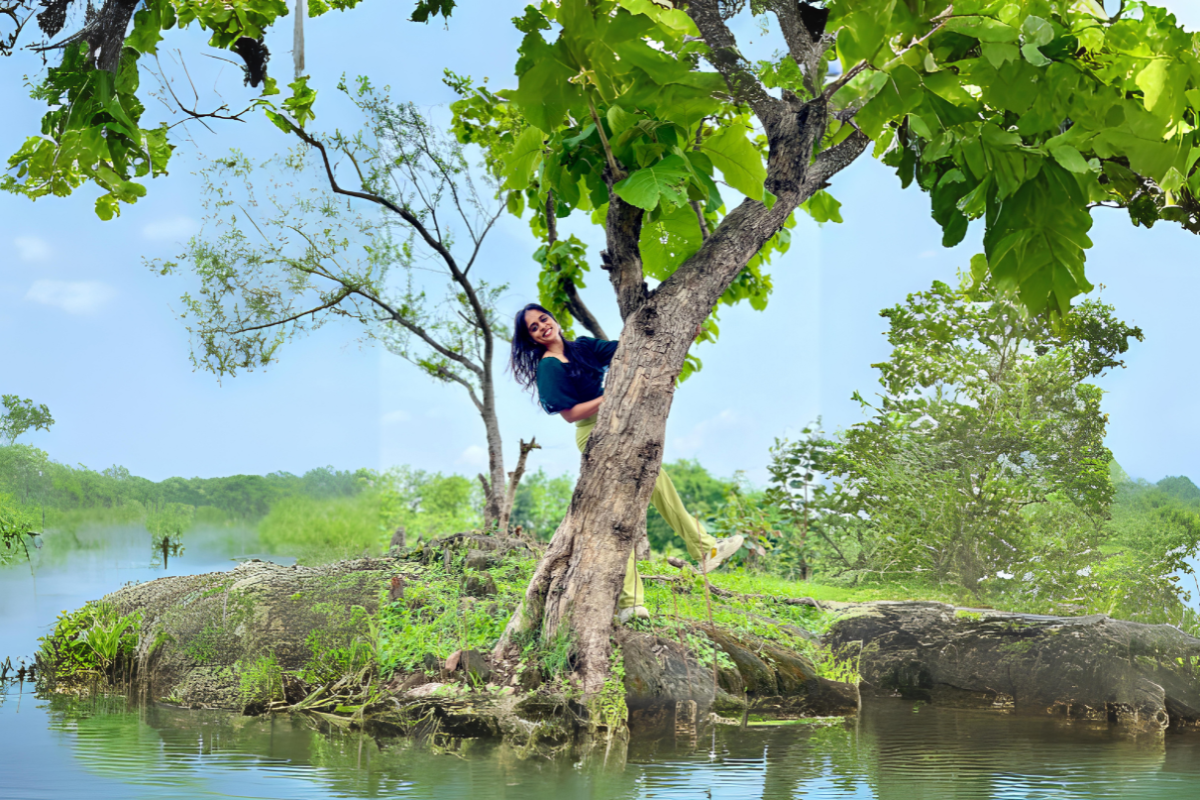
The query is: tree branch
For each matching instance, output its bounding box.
[435,364,484,412]
[288,123,496,351]
[599,185,648,321]
[546,194,609,339]
[769,0,827,97]
[687,0,781,128]
[229,288,352,335]
[503,437,542,524]
[280,224,486,376]
[806,129,871,190]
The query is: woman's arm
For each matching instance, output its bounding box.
[561,396,603,424]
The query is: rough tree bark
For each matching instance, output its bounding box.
[498,0,870,696]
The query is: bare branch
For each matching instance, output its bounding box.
[230,289,352,335]
[504,437,542,522]
[435,365,484,411]
[286,123,497,348]
[806,129,870,189]
[690,200,711,241]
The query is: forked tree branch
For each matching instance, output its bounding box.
[286,122,497,350]
[504,437,542,520]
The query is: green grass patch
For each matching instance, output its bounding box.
[377,553,534,675]
[257,493,387,564]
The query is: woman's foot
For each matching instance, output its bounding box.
[700,535,745,573]
[617,605,650,625]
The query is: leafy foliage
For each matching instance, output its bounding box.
[827,0,1200,314]
[3,0,451,218]
[450,0,798,371]
[0,395,55,446]
[0,491,38,566]
[789,282,1142,593]
[37,600,142,680]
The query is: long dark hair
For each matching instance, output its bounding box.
[510,303,606,399]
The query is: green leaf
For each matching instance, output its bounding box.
[507,35,583,132]
[700,125,766,202]
[1049,145,1090,174]
[984,162,1094,316]
[612,154,692,211]
[943,16,1019,43]
[1021,43,1051,67]
[503,126,544,190]
[802,191,843,224]
[1021,16,1054,47]
[639,202,703,279]
[981,42,1020,68]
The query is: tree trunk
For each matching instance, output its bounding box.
[498,0,872,697]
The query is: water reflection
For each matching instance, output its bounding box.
[7,697,1200,800]
[5,527,1200,799]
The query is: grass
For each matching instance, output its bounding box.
[378,552,535,675]
[257,493,388,564]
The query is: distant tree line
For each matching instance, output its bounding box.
[0,444,368,521]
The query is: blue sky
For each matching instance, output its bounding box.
[2,0,1199,487]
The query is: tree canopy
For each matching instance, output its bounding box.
[0,0,453,219]
[0,395,54,446]
[454,0,1200,321]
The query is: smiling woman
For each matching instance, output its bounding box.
[509,302,743,624]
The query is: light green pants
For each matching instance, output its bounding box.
[575,415,717,610]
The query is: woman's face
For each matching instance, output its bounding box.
[524,308,561,349]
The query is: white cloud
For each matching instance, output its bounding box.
[24,280,117,315]
[142,216,199,242]
[918,249,939,259]
[672,409,749,456]
[15,237,51,262]
[457,444,489,470]
[382,409,412,424]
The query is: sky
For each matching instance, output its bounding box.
[2,0,1200,488]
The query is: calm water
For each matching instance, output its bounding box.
[3,525,1200,800]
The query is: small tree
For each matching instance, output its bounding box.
[0,395,54,446]
[810,281,1143,593]
[157,80,540,530]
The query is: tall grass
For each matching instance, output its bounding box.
[257,493,387,564]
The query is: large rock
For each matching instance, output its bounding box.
[107,558,392,708]
[825,601,1200,734]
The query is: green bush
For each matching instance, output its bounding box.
[37,601,142,679]
[0,491,37,565]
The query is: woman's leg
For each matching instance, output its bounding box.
[649,466,718,560]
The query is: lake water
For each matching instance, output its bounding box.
[3,525,1200,800]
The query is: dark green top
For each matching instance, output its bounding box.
[536,337,619,415]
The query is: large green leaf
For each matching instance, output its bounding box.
[639,202,703,279]
[506,34,583,133]
[503,127,545,190]
[984,163,1094,315]
[612,155,692,211]
[700,124,766,202]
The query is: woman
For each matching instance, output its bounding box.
[510,303,744,624]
